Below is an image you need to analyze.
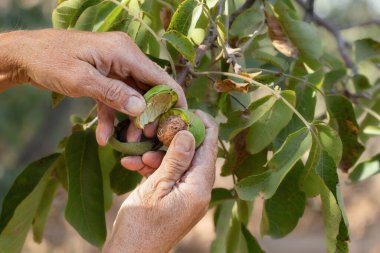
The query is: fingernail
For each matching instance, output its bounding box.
[126,96,145,115]
[174,131,194,152]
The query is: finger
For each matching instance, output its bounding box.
[126,51,187,109]
[182,111,219,190]
[143,120,158,138]
[150,131,195,183]
[80,66,146,116]
[142,151,165,169]
[96,102,115,146]
[138,166,155,177]
[121,156,144,171]
[126,120,142,142]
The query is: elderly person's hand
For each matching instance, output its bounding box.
[104,111,218,253]
[0,29,187,172]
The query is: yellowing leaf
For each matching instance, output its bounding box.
[214,79,250,93]
[239,71,262,79]
[265,10,298,58]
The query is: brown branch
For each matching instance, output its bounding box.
[295,0,358,75]
[176,0,256,85]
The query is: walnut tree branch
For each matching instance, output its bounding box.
[295,0,358,75]
[176,0,255,85]
[339,19,380,30]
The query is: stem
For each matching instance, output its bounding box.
[83,116,98,130]
[193,70,319,141]
[84,104,97,123]
[218,137,229,158]
[359,105,380,121]
[245,67,325,96]
[107,0,177,77]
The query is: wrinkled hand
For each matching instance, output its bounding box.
[104,111,218,253]
[0,29,187,170]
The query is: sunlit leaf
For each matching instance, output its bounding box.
[0,154,59,253]
[167,0,198,36]
[349,153,380,183]
[263,127,312,198]
[163,30,195,63]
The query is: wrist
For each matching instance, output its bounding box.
[0,30,29,89]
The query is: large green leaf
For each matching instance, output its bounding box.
[167,0,198,36]
[326,95,364,172]
[74,1,116,31]
[261,162,306,238]
[52,0,101,29]
[110,162,142,195]
[263,127,312,198]
[354,38,380,63]
[349,153,380,183]
[163,30,195,63]
[32,178,59,243]
[220,95,277,141]
[235,172,270,201]
[247,91,296,154]
[96,0,131,32]
[273,1,323,61]
[230,7,264,38]
[0,154,59,253]
[64,129,106,248]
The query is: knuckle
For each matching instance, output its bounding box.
[166,157,188,173]
[103,81,123,104]
[111,31,131,44]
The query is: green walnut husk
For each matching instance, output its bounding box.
[157,108,206,148]
[135,85,178,129]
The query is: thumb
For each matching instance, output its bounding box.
[154,131,195,182]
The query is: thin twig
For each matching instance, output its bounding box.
[295,0,358,75]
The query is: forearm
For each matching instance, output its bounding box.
[0,31,28,90]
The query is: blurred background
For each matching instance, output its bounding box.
[0,0,379,252]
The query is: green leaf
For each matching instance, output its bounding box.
[110,162,142,195]
[235,172,270,201]
[226,203,242,253]
[74,1,116,31]
[32,178,59,243]
[55,154,68,190]
[96,0,131,32]
[261,162,305,238]
[167,0,198,35]
[363,125,380,136]
[236,199,253,226]
[51,92,65,108]
[0,154,59,253]
[247,90,296,154]
[273,1,323,61]
[220,95,277,140]
[230,7,264,38]
[98,145,117,211]
[349,153,380,182]
[354,38,380,63]
[189,5,209,45]
[324,69,347,92]
[241,225,266,253]
[326,95,365,172]
[52,0,101,29]
[211,200,234,253]
[263,127,312,198]
[353,74,371,90]
[316,123,343,166]
[210,188,234,208]
[64,129,106,248]
[163,30,195,63]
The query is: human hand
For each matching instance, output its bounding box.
[0,29,186,170]
[103,111,218,253]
